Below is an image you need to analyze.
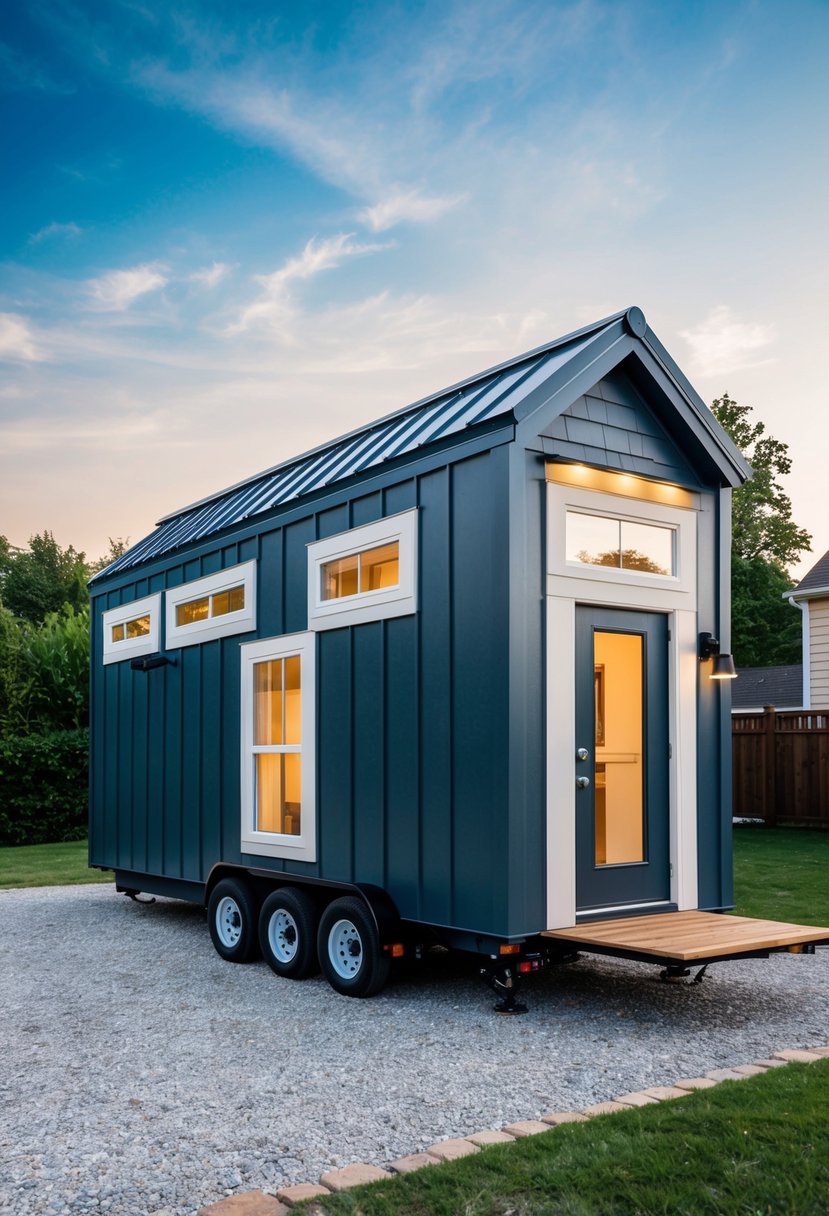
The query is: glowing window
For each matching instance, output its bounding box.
[241,633,316,862]
[102,595,161,665]
[166,562,256,648]
[308,511,417,631]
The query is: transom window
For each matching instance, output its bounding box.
[102,594,161,665]
[307,510,417,631]
[175,583,246,627]
[241,633,316,862]
[566,511,675,577]
[166,561,256,648]
[111,614,151,643]
[321,541,399,601]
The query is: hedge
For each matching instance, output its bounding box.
[0,728,88,846]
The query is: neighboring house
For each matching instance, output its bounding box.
[88,306,755,998]
[731,664,804,711]
[786,550,829,709]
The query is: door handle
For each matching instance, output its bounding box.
[576,776,590,789]
[576,747,589,761]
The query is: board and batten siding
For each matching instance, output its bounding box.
[89,442,515,938]
[808,598,829,708]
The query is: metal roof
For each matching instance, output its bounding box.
[94,305,748,581]
[97,321,607,579]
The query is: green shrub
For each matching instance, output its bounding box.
[0,729,89,846]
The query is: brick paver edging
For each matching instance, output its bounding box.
[198,1045,829,1215]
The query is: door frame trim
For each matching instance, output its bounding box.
[545,596,698,930]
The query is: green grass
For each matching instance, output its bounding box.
[732,828,829,925]
[0,838,112,889]
[299,1062,829,1216]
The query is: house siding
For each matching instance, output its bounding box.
[809,598,829,708]
[90,441,514,938]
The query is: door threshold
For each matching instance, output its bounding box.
[576,900,677,924]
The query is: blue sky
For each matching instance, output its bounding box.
[2,0,828,577]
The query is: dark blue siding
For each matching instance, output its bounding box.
[539,370,699,487]
[90,442,513,935]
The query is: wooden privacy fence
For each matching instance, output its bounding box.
[732,706,829,827]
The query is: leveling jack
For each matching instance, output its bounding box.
[659,963,708,984]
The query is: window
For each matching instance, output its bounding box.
[307,510,417,631]
[166,561,256,648]
[240,633,316,862]
[566,511,675,576]
[102,594,161,665]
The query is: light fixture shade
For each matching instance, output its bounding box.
[710,653,737,680]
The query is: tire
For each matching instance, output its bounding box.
[207,877,260,963]
[259,887,320,980]
[317,895,391,998]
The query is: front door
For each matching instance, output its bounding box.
[574,606,670,914]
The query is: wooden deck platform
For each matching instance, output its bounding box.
[542,911,829,966]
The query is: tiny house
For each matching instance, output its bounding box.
[89,307,829,1005]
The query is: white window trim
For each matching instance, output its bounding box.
[102,593,161,665]
[548,482,697,606]
[307,509,418,631]
[240,632,316,863]
[166,561,256,649]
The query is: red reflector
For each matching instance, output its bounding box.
[518,960,540,974]
[383,943,405,957]
[499,943,521,955]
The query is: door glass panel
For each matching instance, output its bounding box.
[594,631,644,865]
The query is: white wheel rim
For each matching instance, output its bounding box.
[216,896,243,948]
[328,918,363,979]
[268,909,299,964]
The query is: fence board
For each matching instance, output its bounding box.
[733,706,829,827]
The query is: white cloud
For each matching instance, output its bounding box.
[190,262,232,288]
[358,191,465,232]
[29,221,83,244]
[86,263,168,311]
[0,313,45,362]
[680,305,776,377]
[230,234,390,333]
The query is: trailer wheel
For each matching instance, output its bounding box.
[318,896,391,998]
[259,887,320,980]
[207,878,260,963]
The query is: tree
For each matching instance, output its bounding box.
[711,395,811,668]
[712,394,811,567]
[0,531,89,624]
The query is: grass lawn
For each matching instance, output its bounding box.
[300,1061,829,1216]
[732,828,829,925]
[0,838,112,889]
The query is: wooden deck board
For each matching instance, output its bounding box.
[542,911,829,962]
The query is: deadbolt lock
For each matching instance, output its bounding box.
[576,776,591,789]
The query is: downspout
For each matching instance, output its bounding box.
[785,593,810,709]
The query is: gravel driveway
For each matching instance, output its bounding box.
[2,884,828,1216]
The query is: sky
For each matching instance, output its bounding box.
[1,0,828,579]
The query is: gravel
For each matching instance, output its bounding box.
[2,883,827,1215]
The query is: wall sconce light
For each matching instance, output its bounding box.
[130,655,176,672]
[698,633,737,680]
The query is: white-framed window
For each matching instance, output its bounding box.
[307,509,418,631]
[102,594,161,665]
[166,561,256,649]
[547,472,697,604]
[240,632,316,862]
